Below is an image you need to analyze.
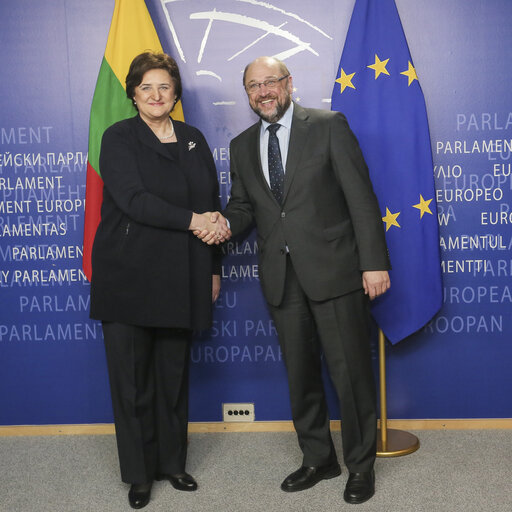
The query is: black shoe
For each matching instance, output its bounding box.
[280,462,341,492]
[168,472,198,491]
[128,483,152,509]
[343,470,375,504]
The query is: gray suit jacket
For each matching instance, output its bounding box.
[224,103,390,306]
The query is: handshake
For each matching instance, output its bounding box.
[189,211,231,245]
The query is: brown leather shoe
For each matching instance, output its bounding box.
[281,462,341,492]
[343,470,375,504]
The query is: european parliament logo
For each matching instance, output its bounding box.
[156,0,335,108]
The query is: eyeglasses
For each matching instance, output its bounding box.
[245,75,289,94]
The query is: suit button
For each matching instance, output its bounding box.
[280,249,285,255]
[280,211,286,218]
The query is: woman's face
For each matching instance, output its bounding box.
[133,68,177,123]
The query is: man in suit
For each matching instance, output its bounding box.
[201,56,390,504]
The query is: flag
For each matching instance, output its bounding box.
[83,0,184,280]
[331,0,442,343]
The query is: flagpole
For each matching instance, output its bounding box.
[377,328,420,457]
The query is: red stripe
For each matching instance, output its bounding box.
[82,162,104,281]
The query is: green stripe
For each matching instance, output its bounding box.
[88,57,136,174]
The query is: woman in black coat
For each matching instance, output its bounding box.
[90,52,229,509]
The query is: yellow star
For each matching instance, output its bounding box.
[413,194,433,218]
[382,207,401,231]
[367,54,390,79]
[335,68,356,94]
[400,61,418,86]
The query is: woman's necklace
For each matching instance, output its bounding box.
[158,119,175,140]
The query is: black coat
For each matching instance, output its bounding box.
[90,115,221,329]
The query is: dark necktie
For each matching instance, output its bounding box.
[267,123,285,204]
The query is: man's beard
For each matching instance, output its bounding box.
[251,94,291,123]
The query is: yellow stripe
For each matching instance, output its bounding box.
[171,96,184,121]
[105,0,162,86]
[104,0,184,121]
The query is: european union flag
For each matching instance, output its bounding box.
[331,0,442,343]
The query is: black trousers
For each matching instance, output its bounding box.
[268,258,377,473]
[102,322,191,484]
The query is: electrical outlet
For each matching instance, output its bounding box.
[222,403,255,422]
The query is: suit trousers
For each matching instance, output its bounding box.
[102,322,191,484]
[267,257,377,472]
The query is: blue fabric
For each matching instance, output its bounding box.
[331,0,442,343]
[268,123,285,204]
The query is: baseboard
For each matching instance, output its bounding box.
[1,418,512,436]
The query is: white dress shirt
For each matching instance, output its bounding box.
[259,102,294,186]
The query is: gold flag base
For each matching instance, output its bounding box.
[377,329,420,458]
[377,428,420,457]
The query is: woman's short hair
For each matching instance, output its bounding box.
[125,52,182,109]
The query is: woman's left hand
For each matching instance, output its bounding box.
[212,274,221,303]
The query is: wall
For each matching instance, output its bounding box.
[0,0,511,425]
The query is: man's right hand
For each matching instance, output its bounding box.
[191,211,231,245]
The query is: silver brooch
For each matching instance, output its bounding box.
[188,141,196,151]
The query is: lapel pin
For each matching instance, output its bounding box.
[188,141,196,151]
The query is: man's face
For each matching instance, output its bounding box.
[244,60,293,123]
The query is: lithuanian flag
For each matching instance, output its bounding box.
[83,0,184,280]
